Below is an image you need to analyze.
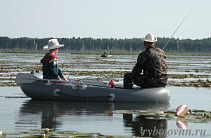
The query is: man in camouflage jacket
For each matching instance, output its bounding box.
[124,34,167,89]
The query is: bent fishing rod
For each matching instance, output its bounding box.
[162,7,194,50]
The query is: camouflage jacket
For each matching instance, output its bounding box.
[132,45,167,84]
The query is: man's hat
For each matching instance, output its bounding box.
[142,33,157,42]
[43,39,64,50]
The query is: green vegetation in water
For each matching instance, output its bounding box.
[1,53,211,87]
[165,52,211,56]
[0,82,19,86]
[113,109,211,123]
[1,109,210,137]
[2,47,211,56]
[0,129,126,138]
[168,79,211,87]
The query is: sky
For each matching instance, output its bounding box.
[0,0,210,40]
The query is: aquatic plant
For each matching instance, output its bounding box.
[0,129,126,138]
[1,54,211,87]
[113,108,211,123]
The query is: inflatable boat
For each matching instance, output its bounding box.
[15,72,171,103]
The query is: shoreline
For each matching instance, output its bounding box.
[1,50,211,56]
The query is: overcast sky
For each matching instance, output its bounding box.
[0,0,209,39]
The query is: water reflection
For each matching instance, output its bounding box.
[18,100,170,135]
[123,114,167,137]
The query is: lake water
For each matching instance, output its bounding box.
[0,53,211,137]
[0,86,211,137]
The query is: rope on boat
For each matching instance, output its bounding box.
[58,92,111,99]
[4,96,29,98]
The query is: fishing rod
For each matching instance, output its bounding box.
[162,7,194,50]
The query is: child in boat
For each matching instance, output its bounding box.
[41,39,68,81]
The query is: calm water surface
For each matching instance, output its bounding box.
[1,53,211,137]
[0,86,211,137]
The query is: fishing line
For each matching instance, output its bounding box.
[162,7,194,50]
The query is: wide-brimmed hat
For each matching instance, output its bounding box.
[142,33,157,42]
[43,39,64,50]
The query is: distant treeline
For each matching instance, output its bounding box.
[0,36,211,53]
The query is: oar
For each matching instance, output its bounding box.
[15,73,42,83]
[15,73,76,84]
[72,76,124,88]
[69,75,123,81]
[15,73,111,87]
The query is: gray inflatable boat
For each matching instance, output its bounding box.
[15,72,171,103]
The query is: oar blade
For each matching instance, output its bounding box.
[15,73,40,83]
